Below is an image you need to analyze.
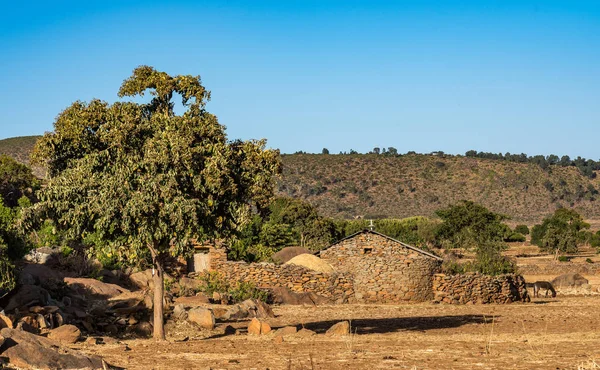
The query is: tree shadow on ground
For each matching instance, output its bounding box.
[302,315,493,335]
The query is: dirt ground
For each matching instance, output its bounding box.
[74,296,600,370]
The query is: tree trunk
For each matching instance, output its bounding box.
[152,261,165,341]
[149,244,166,341]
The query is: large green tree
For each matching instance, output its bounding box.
[28,66,281,340]
[0,154,39,207]
[531,208,589,257]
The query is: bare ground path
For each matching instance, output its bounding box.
[75,296,600,369]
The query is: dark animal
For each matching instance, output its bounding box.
[526,281,556,298]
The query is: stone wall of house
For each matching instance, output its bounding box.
[432,273,530,304]
[319,232,442,303]
[205,256,354,303]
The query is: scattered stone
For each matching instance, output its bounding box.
[105,324,118,336]
[4,285,50,312]
[269,287,331,306]
[212,292,221,302]
[260,321,272,334]
[172,304,188,321]
[0,314,13,329]
[64,277,130,299]
[275,326,297,336]
[133,321,153,337]
[129,269,154,290]
[247,318,261,335]
[188,307,215,330]
[274,335,284,344]
[178,277,202,295]
[326,321,350,336]
[85,336,99,345]
[48,324,81,344]
[128,315,139,325]
[0,328,105,369]
[212,306,229,320]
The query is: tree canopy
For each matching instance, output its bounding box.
[28,66,281,340]
[531,208,589,255]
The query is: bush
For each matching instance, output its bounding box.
[504,232,526,243]
[198,271,229,297]
[441,260,467,275]
[228,281,269,303]
[586,258,594,264]
[514,224,529,235]
[558,255,570,262]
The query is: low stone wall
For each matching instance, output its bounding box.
[518,263,600,276]
[206,260,355,303]
[432,273,530,304]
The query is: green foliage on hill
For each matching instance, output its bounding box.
[278,153,600,222]
[531,208,590,255]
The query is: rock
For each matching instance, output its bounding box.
[272,247,311,264]
[212,306,229,320]
[275,326,297,336]
[0,314,13,329]
[212,292,221,302]
[188,307,215,330]
[274,335,284,344]
[551,273,589,288]
[105,324,118,336]
[4,285,50,312]
[19,264,65,286]
[0,328,105,369]
[223,325,236,335]
[107,291,151,314]
[85,336,99,345]
[269,287,331,306]
[178,277,202,296]
[239,299,275,319]
[173,294,210,308]
[16,315,40,334]
[173,304,188,321]
[132,321,153,337]
[129,269,154,290]
[48,324,81,344]
[260,321,272,334]
[247,318,261,335]
[23,247,60,265]
[326,321,350,336]
[64,277,130,299]
[247,318,271,335]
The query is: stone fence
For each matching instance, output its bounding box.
[205,260,355,304]
[432,273,530,304]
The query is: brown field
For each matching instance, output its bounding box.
[76,296,600,370]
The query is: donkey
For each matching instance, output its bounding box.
[526,281,556,298]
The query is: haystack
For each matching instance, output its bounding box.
[284,254,334,274]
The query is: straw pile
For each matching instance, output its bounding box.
[284,254,335,274]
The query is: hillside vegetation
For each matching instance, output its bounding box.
[3,136,600,223]
[278,154,600,223]
[0,136,43,177]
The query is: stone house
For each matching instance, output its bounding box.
[317,229,443,303]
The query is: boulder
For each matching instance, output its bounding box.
[275,326,297,336]
[238,299,275,319]
[18,264,65,285]
[0,328,105,369]
[4,285,50,312]
[64,277,130,299]
[172,304,188,321]
[23,247,60,265]
[326,321,350,336]
[272,247,310,264]
[132,321,153,337]
[551,273,589,288]
[297,328,316,337]
[260,321,272,334]
[269,287,331,306]
[47,324,81,344]
[247,318,261,335]
[188,307,215,330]
[129,269,154,290]
[177,277,202,296]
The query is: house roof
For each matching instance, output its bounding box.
[316,229,443,261]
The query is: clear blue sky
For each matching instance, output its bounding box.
[1,1,599,157]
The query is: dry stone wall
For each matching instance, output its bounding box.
[432,273,530,304]
[319,232,442,303]
[206,256,354,303]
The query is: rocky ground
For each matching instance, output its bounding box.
[72,296,600,370]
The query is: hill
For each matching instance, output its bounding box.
[278,154,600,223]
[2,135,600,223]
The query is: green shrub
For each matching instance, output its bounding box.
[504,232,526,243]
[586,258,594,264]
[198,271,229,296]
[558,255,570,262]
[228,281,269,303]
[441,260,467,275]
[514,224,529,235]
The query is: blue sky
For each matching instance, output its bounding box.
[1,1,599,157]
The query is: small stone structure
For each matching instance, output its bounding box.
[432,273,530,304]
[317,230,443,303]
